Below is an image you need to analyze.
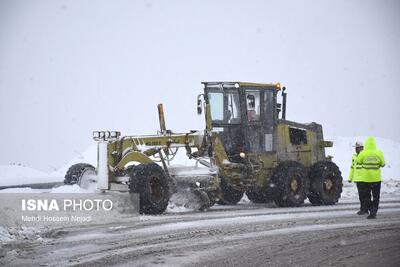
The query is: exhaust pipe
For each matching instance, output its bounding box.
[282,86,287,120]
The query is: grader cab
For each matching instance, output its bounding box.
[64,81,343,214]
[200,82,342,206]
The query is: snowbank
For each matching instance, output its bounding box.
[0,184,96,194]
[0,165,61,187]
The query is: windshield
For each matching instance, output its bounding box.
[208,90,241,124]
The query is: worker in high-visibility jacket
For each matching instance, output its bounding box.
[348,141,366,215]
[356,136,385,219]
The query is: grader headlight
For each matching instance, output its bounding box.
[109,131,120,139]
[93,131,101,140]
[93,131,120,141]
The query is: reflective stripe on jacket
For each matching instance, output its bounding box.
[356,137,385,182]
[349,154,363,182]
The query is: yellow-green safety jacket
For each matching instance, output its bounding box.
[348,154,363,182]
[356,137,385,183]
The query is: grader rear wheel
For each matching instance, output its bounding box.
[128,163,170,215]
[308,161,342,205]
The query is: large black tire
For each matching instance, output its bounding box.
[64,163,95,185]
[308,161,342,205]
[128,163,170,215]
[271,161,309,207]
[217,178,244,205]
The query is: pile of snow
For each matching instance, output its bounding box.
[0,145,99,187]
[0,165,45,179]
[239,193,251,204]
[0,226,13,242]
[0,187,47,193]
[166,202,194,213]
[0,165,61,187]
[0,226,43,243]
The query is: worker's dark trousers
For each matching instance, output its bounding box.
[356,183,369,212]
[356,182,381,215]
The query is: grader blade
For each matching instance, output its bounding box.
[168,166,218,211]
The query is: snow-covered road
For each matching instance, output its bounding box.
[1,199,399,266]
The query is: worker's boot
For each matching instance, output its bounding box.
[357,210,368,215]
[367,213,376,219]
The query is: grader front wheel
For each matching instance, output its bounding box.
[128,163,170,215]
[64,163,95,186]
[271,161,309,207]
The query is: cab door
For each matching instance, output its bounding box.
[242,88,277,154]
[242,89,263,153]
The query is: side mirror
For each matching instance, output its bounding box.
[276,103,282,117]
[277,103,282,112]
[197,95,203,115]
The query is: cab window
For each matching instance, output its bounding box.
[289,127,307,145]
[226,91,241,123]
[208,90,241,124]
[208,92,223,121]
[246,91,260,121]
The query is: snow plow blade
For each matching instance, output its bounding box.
[168,166,219,211]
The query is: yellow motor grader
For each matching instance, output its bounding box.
[64,82,343,214]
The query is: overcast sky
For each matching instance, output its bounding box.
[0,0,399,172]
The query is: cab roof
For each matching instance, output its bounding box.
[202,81,281,90]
